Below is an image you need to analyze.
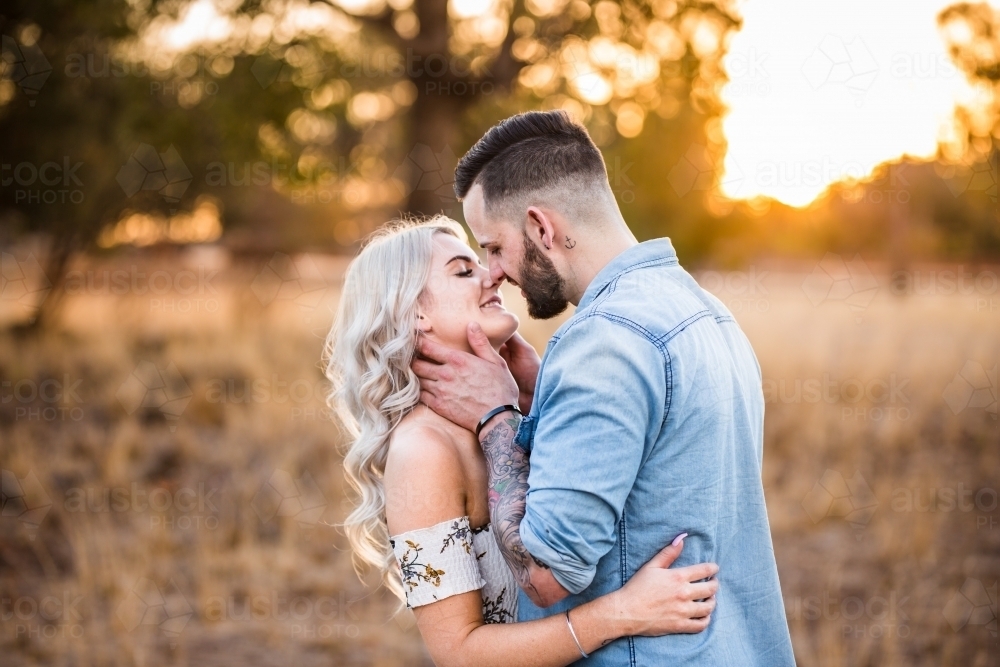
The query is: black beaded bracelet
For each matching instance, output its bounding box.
[475,404,521,439]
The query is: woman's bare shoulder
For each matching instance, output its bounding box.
[384,405,468,535]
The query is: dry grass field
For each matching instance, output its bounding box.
[1,247,997,666]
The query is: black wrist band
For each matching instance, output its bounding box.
[475,404,521,439]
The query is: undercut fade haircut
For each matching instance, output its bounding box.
[453,110,608,208]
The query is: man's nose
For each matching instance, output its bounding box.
[487,258,507,287]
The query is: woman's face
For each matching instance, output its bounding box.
[417,233,519,352]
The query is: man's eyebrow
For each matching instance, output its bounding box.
[445,254,475,266]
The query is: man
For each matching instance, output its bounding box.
[413,110,795,666]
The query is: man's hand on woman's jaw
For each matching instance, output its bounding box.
[497,332,541,414]
[412,322,520,433]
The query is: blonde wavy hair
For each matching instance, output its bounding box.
[324,216,467,600]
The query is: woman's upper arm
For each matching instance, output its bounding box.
[383,424,467,535]
[412,592,485,667]
[384,426,484,666]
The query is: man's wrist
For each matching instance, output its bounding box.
[476,405,521,441]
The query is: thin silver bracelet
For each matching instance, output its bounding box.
[564,609,589,659]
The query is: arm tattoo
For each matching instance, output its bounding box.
[480,413,549,601]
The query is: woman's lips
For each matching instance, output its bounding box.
[480,296,503,309]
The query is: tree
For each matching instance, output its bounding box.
[1,0,741,328]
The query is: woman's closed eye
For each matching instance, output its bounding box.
[457,268,474,277]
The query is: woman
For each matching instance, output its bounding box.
[325,217,718,666]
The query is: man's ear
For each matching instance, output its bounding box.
[526,206,557,252]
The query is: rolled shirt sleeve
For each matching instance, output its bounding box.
[519,314,667,594]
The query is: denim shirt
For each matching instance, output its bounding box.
[514,238,795,666]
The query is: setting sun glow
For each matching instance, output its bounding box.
[719,0,996,207]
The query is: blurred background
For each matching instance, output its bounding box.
[0,0,997,665]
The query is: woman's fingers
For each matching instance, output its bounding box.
[687,578,719,600]
[642,538,684,570]
[682,614,712,633]
[687,597,716,618]
[677,562,719,583]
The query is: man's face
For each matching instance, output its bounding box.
[463,184,570,320]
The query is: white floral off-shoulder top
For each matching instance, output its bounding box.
[390,516,518,624]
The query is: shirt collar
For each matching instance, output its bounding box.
[576,237,678,310]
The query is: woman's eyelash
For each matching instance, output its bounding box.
[458,268,474,277]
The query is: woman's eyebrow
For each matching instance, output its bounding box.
[445,254,475,266]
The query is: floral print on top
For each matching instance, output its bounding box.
[390,516,518,623]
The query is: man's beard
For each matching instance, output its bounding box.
[518,229,569,319]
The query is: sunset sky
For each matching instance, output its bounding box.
[139,0,999,210]
[719,0,996,206]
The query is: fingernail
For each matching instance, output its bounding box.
[672,532,688,546]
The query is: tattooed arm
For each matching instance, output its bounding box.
[478,410,571,608]
[411,325,564,605]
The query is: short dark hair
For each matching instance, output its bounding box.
[453,110,607,205]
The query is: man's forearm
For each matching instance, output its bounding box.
[479,412,563,606]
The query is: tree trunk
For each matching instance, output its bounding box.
[400,0,502,216]
[12,234,76,335]
[404,92,464,216]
